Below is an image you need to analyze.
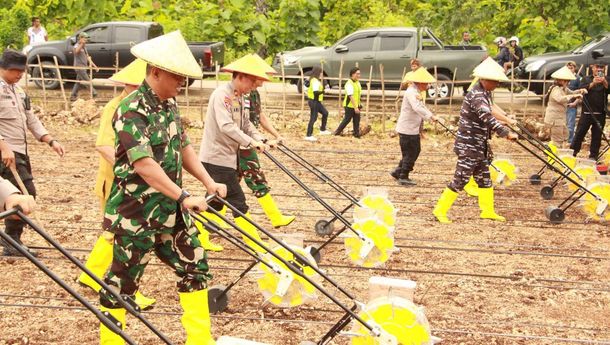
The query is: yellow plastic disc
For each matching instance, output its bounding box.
[581,181,610,221]
[351,297,431,345]
[567,166,599,192]
[256,245,320,307]
[552,151,577,177]
[544,142,558,165]
[490,158,518,187]
[345,219,395,268]
[355,195,397,227]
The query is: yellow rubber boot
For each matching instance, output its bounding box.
[195,210,225,252]
[134,291,156,310]
[432,188,458,224]
[463,177,479,197]
[99,306,126,345]
[257,193,295,228]
[478,187,506,221]
[79,232,114,292]
[234,212,267,253]
[179,289,216,345]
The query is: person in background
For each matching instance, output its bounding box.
[391,68,438,186]
[504,36,523,72]
[0,49,65,257]
[459,31,471,46]
[543,66,587,148]
[26,17,48,45]
[493,37,510,68]
[305,66,331,142]
[334,66,362,138]
[565,61,582,144]
[70,32,98,101]
[571,63,610,160]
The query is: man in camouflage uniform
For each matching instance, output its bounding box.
[98,31,226,345]
[0,49,65,257]
[433,57,517,224]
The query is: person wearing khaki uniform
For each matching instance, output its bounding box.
[543,66,587,148]
[0,49,64,257]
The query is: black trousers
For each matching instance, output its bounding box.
[335,107,360,137]
[202,162,249,214]
[306,100,328,136]
[570,112,606,159]
[0,152,36,241]
[396,134,421,178]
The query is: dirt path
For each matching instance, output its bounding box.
[1,114,609,345]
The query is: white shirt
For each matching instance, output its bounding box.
[395,85,433,135]
[345,82,354,96]
[27,26,47,44]
[310,78,321,92]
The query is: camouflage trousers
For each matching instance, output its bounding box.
[239,147,270,198]
[100,211,211,308]
[448,156,492,192]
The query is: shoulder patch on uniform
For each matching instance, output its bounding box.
[223,96,231,112]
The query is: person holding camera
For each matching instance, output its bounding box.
[571,63,610,160]
[0,49,65,257]
[70,32,99,101]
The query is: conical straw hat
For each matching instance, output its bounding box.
[249,53,277,75]
[221,54,270,81]
[109,58,146,86]
[130,30,201,79]
[551,66,576,80]
[402,67,436,83]
[472,57,509,82]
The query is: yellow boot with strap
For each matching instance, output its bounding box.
[179,289,216,345]
[234,212,267,253]
[432,187,458,224]
[257,193,295,228]
[478,187,506,221]
[194,208,227,252]
[99,306,126,345]
[79,232,114,292]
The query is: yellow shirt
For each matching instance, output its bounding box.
[94,91,126,203]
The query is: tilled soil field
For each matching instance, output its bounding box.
[1,92,609,345]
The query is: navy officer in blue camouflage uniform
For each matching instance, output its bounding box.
[433,57,517,224]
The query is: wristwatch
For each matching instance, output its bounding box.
[48,139,58,147]
[177,190,191,205]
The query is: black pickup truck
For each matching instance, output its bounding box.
[25,21,225,89]
[515,33,610,94]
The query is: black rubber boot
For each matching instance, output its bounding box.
[398,173,416,186]
[390,167,401,180]
[1,222,38,257]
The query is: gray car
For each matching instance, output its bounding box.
[273,27,487,101]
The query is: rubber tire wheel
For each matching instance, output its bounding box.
[207,285,229,314]
[540,186,555,200]
[529,174,542,185]
[306,246,322,264]
[31,60,61,90]
[544,206,565,223]
[314,220,334,237]
[426,72,453,104]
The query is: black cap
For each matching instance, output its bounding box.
[0,49,27,71]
